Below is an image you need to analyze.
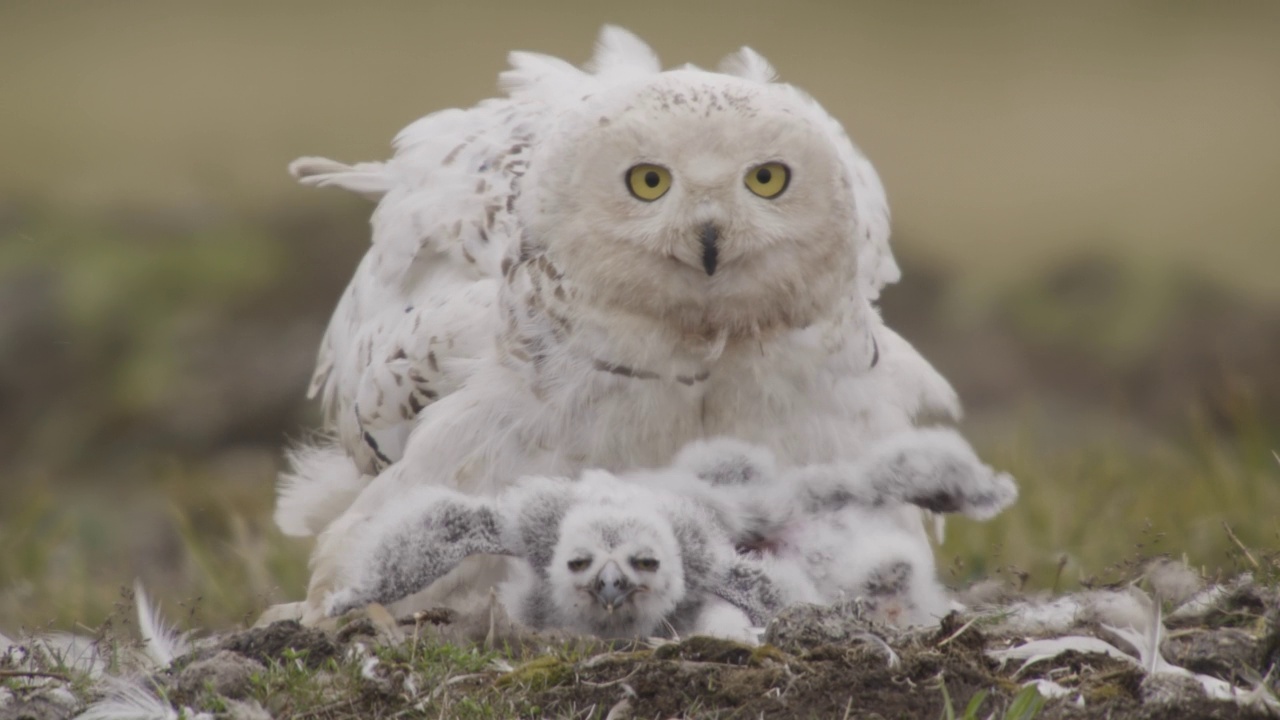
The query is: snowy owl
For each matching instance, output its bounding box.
[672,428,1018,626]
[278,26,962,622]
[324,470,787,642]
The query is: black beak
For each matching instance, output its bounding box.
[699,223,719,276]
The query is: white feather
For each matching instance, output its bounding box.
[717,47,778,83]
[133,581,188,668]
[989,635,1139,675]
[992,591,1280,712]
[23,633,112,679]
[1026,679,1076,700]
[584,25,661,77]
[76,678,208,720]
[275,442,366,537]
[287,156,391,201]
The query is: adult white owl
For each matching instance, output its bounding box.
[278,27,961,623]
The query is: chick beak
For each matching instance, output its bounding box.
[590,560,635,612]
[699,223,719,276]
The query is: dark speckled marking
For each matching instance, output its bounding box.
[864,561,912,598]
[442,143,466,165]
[593,359,660,380]
[675,370,711,386]
[362,431,393,467]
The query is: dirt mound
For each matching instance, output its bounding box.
[5,573,1279,719]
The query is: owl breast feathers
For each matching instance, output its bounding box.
[278,26,964,623]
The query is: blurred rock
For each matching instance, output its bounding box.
[1162,628,1257,684]
[217,620,336,669]
[0,686,79,720]
[174,650,264,702]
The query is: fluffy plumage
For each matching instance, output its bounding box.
[283,25,962,621]
[668,428,1018,626]
[326,429,1016,637]
[324,470,781,641]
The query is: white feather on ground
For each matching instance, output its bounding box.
[987,587,1280,713]
[132,580,190,669]
[76,677,210,720]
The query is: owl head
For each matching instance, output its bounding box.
[547,501,686,639]
[519,54,881,341]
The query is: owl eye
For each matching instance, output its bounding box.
[630,557,660,572]
[744,162,790,199]
[567,557,592,572]
[626,164,672,201]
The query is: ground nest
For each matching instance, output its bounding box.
[3,571,1279,719]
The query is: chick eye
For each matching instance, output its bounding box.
[626,164,672,201]
[744,162,790,199]
[567,558,592,572]
[630,557,659,572]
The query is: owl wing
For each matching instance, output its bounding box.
[290,97,533,474]
[708,558,789,626]
[288,27,662,481]
[277,28,667,541]
[324,485,512,617]
[785,428,1018,521]
[497,475,581,571]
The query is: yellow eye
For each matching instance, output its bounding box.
[626,164,672,201]
[744,162,790,199]
[568,558,592,572]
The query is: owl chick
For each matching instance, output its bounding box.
[668,427,1018,626]
[284,25,964,623]
[324,471,784,642]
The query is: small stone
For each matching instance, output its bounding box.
[653,636,755,666]
[1162,628,1257,682]
[218,620,337,668]
[176,650,265,701]
[1139,672,1205,707]
[0,686,80,720]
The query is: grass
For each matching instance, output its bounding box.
[941,409,1280,595]
[936,680,1047,720]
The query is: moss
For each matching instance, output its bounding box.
[496,655,573,690]
[654,636,757,666]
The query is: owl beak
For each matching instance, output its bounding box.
[699,223,719,276]
[590,560,635,612]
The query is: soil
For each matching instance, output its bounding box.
[4,573,1279,719]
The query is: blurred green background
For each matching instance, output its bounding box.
[2,2,1278,631]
